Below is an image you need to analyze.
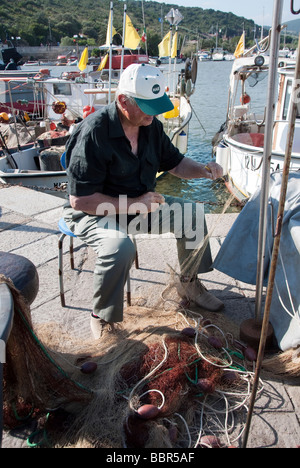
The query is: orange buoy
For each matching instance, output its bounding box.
[240,93,251,104]
[83,105,95,118]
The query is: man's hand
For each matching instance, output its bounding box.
[128,192,165,215]
[169,158,223,181]
[204,162,223,180]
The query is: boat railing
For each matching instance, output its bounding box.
[0,283,14,448]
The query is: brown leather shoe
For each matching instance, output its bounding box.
[177,277,224,312]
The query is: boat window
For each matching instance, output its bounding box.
[53,82,72,96]
[282,80,292,120]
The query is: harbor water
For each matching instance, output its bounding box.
[156,60,269,213]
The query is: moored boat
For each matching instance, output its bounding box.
[213,51,300,202]
[0,57,196,191]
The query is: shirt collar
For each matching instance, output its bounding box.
[108,102,125,138]
[107,101,152,141]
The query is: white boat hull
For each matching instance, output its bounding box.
[217,136,300,201]
[0,145,68,190]
[0,169,68,189]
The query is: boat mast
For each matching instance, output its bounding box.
[141,0,148,56]
[108,1,114,104]
[254,0,283,325]
[243,30,300,450]
[120,3,126,75]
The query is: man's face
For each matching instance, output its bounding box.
[120,96,154,127]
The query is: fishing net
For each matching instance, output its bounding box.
[1,275,92,435]
[1,270,267,449]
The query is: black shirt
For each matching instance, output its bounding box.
[65,102,184,199]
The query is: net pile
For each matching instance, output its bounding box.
[1,276,92,434]
[2,273,264,448]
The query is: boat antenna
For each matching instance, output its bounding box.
[141,0,148,56]
[108,1,114,104]
[120,3,126,75]
[165,8,183,93]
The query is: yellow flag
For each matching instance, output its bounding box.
[78,47,88,71]
[124,14,141,49]
[171,31,178,59]
[158,31,171,58]
[234,33,245,58]
[105,11,117,46]
[97,53,108,71]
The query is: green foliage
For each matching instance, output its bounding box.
[0,0,266,50]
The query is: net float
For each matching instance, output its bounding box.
[181,327,196,337]
[201,318,212,327]
[137,404,160,420]
[179,298,190,308]
[221,371,239,385]
[244,347,257,362]
[80,361,98,374]
[196,378,215,394]
[208,336,223,349]
[199,435,221,448]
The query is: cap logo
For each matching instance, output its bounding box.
[152,84,160,95]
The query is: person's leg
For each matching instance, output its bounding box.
[63,207,136,336]
[145,196,223,312]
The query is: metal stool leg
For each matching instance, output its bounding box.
[126,275,131,306]
[70,236,75,270]
[58,233,66,307]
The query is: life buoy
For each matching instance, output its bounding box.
[0,112,9,123]
[240,93,251,104]
[184,58,192,82]
[83,105,95,118]
[191,57,198,84]
[61,71,81,81]
[52,101,67,114]
[39,68,50,76]
[184,57,197,96]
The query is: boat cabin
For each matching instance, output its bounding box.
[273,65,300,155]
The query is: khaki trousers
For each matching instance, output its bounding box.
[63,195,212,323]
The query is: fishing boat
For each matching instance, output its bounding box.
[198,50,211,62]
[0,2,195,191]
[213,52,300,202]
[212,48,225,61]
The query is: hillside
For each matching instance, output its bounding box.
[286,18,300,33]
[0,0,257,51]
[1,0,296,55]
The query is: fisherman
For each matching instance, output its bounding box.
[63,63,224,340]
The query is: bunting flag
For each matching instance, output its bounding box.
[141,28,147,43]
[78,47,88,71]
[105,11,117,46]
[171,31,178,59]
[234,33,245,58]
[124,14,141,49]
[97,53,108,71]
[158,31,171,58]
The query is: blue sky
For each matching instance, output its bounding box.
[151,0,297,26]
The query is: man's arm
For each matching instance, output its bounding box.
[168,158,223,180]
[69,191,165,216]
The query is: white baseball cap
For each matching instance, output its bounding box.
[118,63,174,116]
